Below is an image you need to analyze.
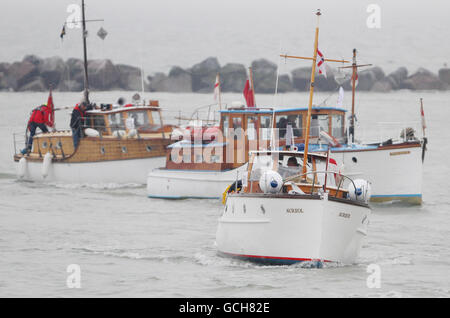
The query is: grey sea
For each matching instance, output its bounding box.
[0,90,449,297]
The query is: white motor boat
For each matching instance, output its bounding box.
[216,150,372,265]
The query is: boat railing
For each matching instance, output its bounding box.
[163,103,225,127]
[354,120,423,145]
[12,132,27,155]
[283,170,364,200]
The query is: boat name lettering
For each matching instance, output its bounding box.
[390,151,410,156]
[339,212,351,219]
[286,208,304,214]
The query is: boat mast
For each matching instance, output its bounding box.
[350,49,357,143]
[81,0,90,104]
[279,10,348,175]
[340,50,371,143]
[301,10,321,176]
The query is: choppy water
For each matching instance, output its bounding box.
[0,90,449,297]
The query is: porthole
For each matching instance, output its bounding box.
[122,146,128,154]
[243,204,246,214]
[56,141,62,149]
[100,147,105,154]
[42,141,48,149]
[146,145,152,152]
[352,157,358,163]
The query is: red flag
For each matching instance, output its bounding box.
[243,79,255,107]
[47,89,55,128]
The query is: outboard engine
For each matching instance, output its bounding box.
[347,179,372,203]
[259,170,283,194]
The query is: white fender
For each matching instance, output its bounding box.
[17,157,28,179]
[127,129,138,138]
[112,130,126,138]
[347,179,372,203]
[42,152,53,179]
[84,128,100,137]
[259,170,283,194]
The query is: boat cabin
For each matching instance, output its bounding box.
[166,106,347,171]
[243,150,348,199]
[13,101,173,164]
[85,103,169,137]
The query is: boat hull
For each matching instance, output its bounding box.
[147,165,247,199]
[15,156,165,184]
[216,194,371,265]
[331,143,423,204]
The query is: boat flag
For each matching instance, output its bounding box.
[47,89,55,128]
[243,79,255,107]
[317,49,327,77]
[214,74,221,101]
[420,99,426,135]
[60,25,66,40]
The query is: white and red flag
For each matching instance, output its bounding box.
[214,74,221,102]
[317,49,327,78]
[420,99,426,134]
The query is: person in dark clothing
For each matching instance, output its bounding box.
[70,102,88,149]
[22,104,53,154]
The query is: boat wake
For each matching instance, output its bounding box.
[46,182,144,190]
[71,247,192,264]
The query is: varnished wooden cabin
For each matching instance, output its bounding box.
[14,102,174,164]
[166,106,346,171]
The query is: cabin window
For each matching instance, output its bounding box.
[108,113,125,132]
[332,114,344,139]
[310,115,328,136]
[127,111,156,132]
[247,116,257,140]
[232,117,243,138]
[92,115,106,134]
[222,116,229,137]
[150,111,163,129]
[260,115,272,140]
[276,115,302,138]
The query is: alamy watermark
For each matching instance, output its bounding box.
[366,264,381,289]
[66,264,81,289]
[366,4,381,29]
[66,4,82,29]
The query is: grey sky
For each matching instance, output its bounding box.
[1,0,449,73]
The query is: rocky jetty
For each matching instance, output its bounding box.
[1,55,449,93]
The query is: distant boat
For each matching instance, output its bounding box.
[13,0,174,184]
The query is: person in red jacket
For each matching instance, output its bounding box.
[22,104,54,154]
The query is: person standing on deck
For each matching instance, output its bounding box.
[21,104,54,154]
[70,102,88,149]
